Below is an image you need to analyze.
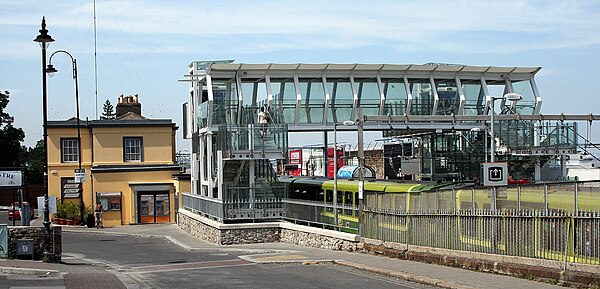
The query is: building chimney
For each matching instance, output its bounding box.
[116,94,142,117]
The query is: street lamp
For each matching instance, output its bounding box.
[46,50,84,225]
[332,119,356,229]
[33,17,54,260]
[489,93,522,162]
[338,109,364,236]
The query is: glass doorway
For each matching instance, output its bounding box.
[138,192,170,223]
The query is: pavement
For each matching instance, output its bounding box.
[0,223,565,289]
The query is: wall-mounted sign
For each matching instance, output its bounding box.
[0,170,23,188]
[482,162,508,186]
[61,177,82,198]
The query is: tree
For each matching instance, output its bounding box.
[100,99,115,120]
[0,90,26,167]
[23,140,45,184]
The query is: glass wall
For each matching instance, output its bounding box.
[382,79,408,116]
[511,80,536,115]
[240,82,255,125]
[461,79,485,116]
[435,79,459,115]
[272,79,297,124]
[356,78,380,117]
[211,81,236,126]
[409,79,433,115]
[328,78,354,123]
[298,78,326,124]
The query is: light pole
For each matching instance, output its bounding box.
[356,107,364,238]
[33,17,54,260]
[334,120,358,231]
[333,122,338,228]
[489,93,522,162]
[46,50,84,224]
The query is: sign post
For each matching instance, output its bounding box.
[74,168,86,183]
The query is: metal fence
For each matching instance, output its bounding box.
[363,181,600,265]
[283,198,359,234]
[182,193,284,221]
[364,209,600,265]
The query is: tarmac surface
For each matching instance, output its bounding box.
[0,223,564,289]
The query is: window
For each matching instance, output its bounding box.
[61,138,79,163]
[123,137,143,162]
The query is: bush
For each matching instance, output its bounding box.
[57,202,80,222]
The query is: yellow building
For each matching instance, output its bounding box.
[47,96,183,227]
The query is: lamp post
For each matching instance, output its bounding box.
[46,50,84,224]
[356,107,364,238]
[33,17,54,259]
[489,93,522,162]
[332,120,356,229]
[333,122,338,228]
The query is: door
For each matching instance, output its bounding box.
[138,192,170,223]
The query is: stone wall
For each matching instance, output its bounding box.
[280,229,360,251]
[7,226,62,262]
[178,212,280,245]
[178,213,221,244]
[178,210,359,249]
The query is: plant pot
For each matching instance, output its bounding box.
[55,218,65,225]
[66,219,75,225]
[74,219,80,225]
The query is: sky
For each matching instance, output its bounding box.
[1,0,600,151]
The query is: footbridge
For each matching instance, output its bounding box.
[181,60,600,222]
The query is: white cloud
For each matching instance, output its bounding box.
[2,0,599,56]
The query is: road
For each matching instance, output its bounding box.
[64,231,439,289]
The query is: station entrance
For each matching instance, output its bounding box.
[137,192,170,224]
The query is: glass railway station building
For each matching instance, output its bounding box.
[182,61,577,221]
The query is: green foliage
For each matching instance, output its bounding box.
[100,99,115,120]
[56,202,80,221]
[0,90,26,167]
[23,140,45,184]
[55,202,66,218]
[61,202,81,221]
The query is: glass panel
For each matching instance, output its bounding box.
[197,101,208,128]
[211,81,236,125]
[272,79,296,124]
[298,78,326,124]
[382,79,407,116]
[140,195,153,216]
[240,82,255,106]
[329,79,354,123]
[256,82,268,107]
[356,78,380,117]
[461,79,484,116]
[435,79,459,115]
[239,82,256,125]
[409,79,433,115]
[511,80,536,115]
[156,194,170,216]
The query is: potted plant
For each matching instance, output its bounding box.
[54,202,66,225]
[64,202,80,225]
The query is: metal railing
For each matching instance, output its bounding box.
[182,186,286,221]
[181,193,224,221]
[283,198,359,233]
[364,209,600,265]
[224,198,284,220]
